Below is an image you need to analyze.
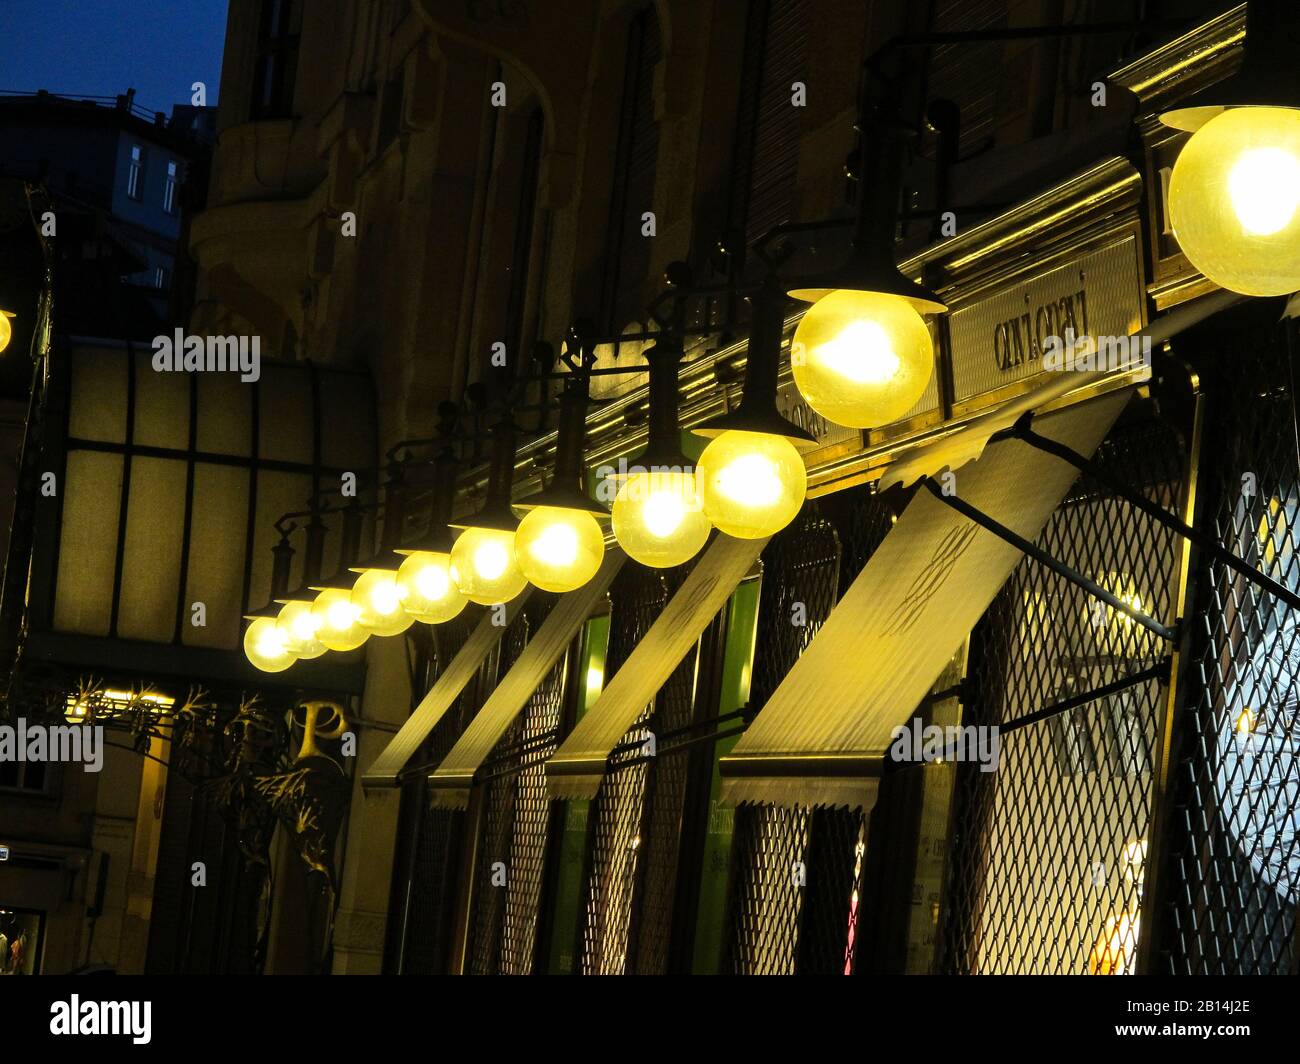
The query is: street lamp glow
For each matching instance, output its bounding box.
[450,527,529,604]
[514,505,605,592]
[311,587,369,651]
[0,311,13,355]
[1169,106,1300,296]
[396,550,467,623]
[698,430,806,539]
[351,568,414,636]
[244,616,297,672]
[611,469,711,568]
[276,599,326,658]
[791,290,933,428]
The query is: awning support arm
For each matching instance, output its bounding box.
[883,657,1172,773]
[922,477,1177,641]
[1006,415,1300,614]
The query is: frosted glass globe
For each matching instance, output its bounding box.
[791,290,933,428]
[244,616,297,672]
[396,551,468,623]
[351,568,415,637]
[514,506,606,592]
[1169,106,1300,296]
[611,469,711,568]
[311,588,369,651]
[698,430,806,539]
[276,600,326,659]
[450,527,529,604]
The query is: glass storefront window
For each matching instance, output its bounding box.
[0,908,43,975]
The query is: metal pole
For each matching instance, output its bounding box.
[1008,421,1300,613]
[922,478,1176,640]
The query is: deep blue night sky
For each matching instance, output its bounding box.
[0,0,229,113]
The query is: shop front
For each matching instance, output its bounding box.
[363,4,1298,976]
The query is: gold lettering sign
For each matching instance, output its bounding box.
[947,233,1144,414]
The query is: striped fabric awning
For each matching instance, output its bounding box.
[545,533,767,799]
[719,389,1131,811]
[362,588,532,788]
[427,550,627,808]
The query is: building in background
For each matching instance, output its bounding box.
[0,90,216,332]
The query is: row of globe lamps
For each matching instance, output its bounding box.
[246,8,1300,672]
[244,275,882,672]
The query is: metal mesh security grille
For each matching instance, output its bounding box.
[467,598,568,976]
[467,607,533,974]
[725,505,840,974]
[630,601,701,973]
[394,613,476,974]
[578,562,696,974]
[1163,324,1300,975]
[939,413,1186,975]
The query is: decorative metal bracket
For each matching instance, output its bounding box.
[921,477,1177,641]
[1002,411,1300,614]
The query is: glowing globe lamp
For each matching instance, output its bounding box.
[396,550,467,623]
[611,469,711,568]
[244,616,297,673]
[350,568,414,636]
[514,505,605,592]
[276,599,326,659]
[450,527,528,604]
[1169,106,1300,296]
[698,430,806,539]
[790,290,933,428]
[311,587,369,652]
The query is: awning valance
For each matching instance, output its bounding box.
[362,588,532,788]
[546,533,767,799]
[427,550,627,808]
[719,390,1130,811]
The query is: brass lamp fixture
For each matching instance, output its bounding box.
[513,329,609,592]
[348,463,415,637]
[1162,0,1300,296]
[244,531,300,673]
[393,406,469,624]
[449,416,530,605]
[310,504,371,653]
[785,72,946,429]
[275,511,328,660]
[693,281,814,539]
[611,269,713,568]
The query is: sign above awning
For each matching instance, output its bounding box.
[362,588,532,789]
[428,550,627,808]
[546,533,767,799]
[719,389,1131,811]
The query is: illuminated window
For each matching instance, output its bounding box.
[127,144,144,200]
[162,160,178,213]
[1219,493,1300,900]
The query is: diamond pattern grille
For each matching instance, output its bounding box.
[1163,326,1300,975]
[725,492,895,975]
[397,612,476,974]
[578,562,697,974]
[468,604,541,975]
[939,414,1185,974]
